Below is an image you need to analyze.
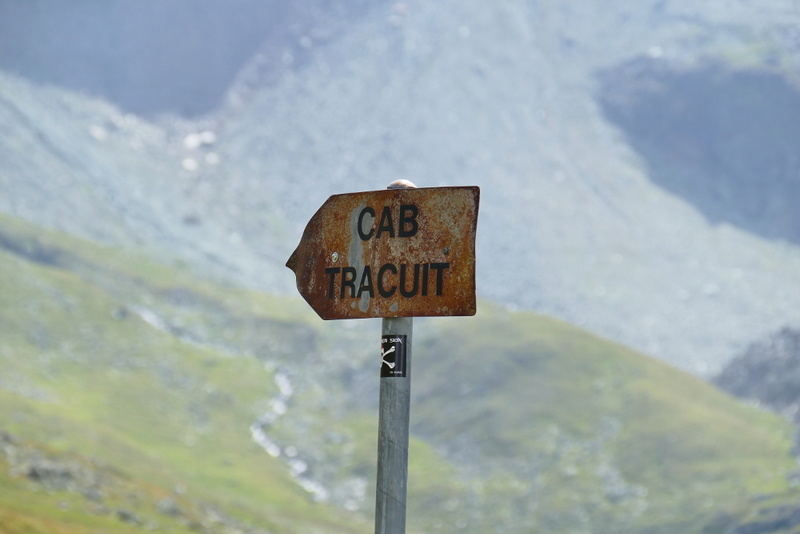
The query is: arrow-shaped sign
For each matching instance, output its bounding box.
[286,186,479,320]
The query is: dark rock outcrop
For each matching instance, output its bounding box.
[599,59,800,245]
[714,327,800,422]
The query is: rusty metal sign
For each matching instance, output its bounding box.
[286,186,480,320]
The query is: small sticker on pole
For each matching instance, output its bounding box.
[381,335,407,378]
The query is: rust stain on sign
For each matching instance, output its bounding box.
[286,186,480,320]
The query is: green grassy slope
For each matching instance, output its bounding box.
[0,213,798,534]
[0,214,368,534]
[411,307,799,532]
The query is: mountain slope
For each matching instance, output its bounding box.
[4,0,800,373]
[0,215,797,533]
[215,0,800,373]
[409,308,797,533]
[0,214,368,534]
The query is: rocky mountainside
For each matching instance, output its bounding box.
[715,327,800,424]
[0,0,363,117]
[1,1,800,376]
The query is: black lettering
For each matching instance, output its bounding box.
[325,267,340,299]
[357,266,374,298]
[357,207,375,241]
[421,263,430,296]
[378,263,397,297]
[399,204,419,237]
[399,263,420,298]
[429,263,449,296]
[376,206,395,238]
[341,267,357,298]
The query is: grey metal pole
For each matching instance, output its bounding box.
[375,316,413,534]
[375,179,416,534]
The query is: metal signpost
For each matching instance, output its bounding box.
[286,181,479,534]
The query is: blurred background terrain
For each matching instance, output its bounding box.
[1,1,800,532]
